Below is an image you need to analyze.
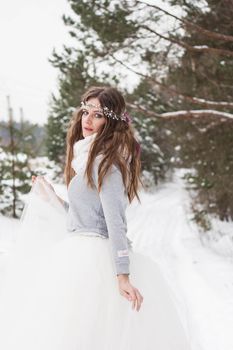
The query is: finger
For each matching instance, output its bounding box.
[120,290,132,301]
[129,291,137,310]
[135,290,143,311]
[41,177,50,186]
[135,289,144,303]
[37,175,44,181]
[138,290,144,310]
[130,289,143,312]
[132,297,137,310]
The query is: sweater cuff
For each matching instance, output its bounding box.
[115,262,130,275]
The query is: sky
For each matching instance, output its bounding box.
[0,0,72,125]
[0,0,179,127]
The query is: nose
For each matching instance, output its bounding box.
[85,111,94,124]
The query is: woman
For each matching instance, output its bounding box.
[0,86,191,349]
[33,86,143,311]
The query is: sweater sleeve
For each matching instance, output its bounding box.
[93,157,131,276]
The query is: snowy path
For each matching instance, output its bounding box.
[0,216,18,286]
[127,180,233,350]
[1,179,233,349]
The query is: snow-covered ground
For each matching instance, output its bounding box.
[126,172,233,350]
[1,172,233,350]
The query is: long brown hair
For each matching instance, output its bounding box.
[64,86,143,203]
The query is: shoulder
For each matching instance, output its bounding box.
[93,154,120,176]
[93,154,125,191]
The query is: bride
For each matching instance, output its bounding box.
[0,86,191,349]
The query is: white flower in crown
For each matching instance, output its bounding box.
[80,101,132,123]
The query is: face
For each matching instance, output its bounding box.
[81,97,107,138]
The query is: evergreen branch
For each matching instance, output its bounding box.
[126,102,160,117]
[110,54,233,109]
[127,102,233,120]
[160,110,233,119]
[136,1,233,43]
[140,25,233,58]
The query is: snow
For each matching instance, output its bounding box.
[191,98,233,108]
[193,45,209,49]
[126,172,233,349]
[1,172,233,349]
[161,109,233,119]
[0,215,18,283]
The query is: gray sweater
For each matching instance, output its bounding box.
[63,154,132,275]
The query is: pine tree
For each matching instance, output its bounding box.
[166,0,233,224]
[46,0,233,213]
[46,51,101,173]
[167,0,233,109]
[46,1,167,182]
[0,98,36,218]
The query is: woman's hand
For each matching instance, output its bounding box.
[31,175,56,202]
[31,175,55,192]
[117,274,144,312]
[32,175,36,184]
[31,175,66,208]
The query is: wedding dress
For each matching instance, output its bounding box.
[0,138,192,350]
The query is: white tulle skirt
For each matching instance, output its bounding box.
[0,179,191,350]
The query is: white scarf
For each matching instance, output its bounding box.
[71,132,98,173]
[71,132,132,174]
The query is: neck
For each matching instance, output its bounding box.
[71,132,97,173]
[83,132,97,139]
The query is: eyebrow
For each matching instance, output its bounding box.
[87,108,103,113]
[81,107,104,114]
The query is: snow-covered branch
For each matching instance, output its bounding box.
[127,102,233,120]
[137,1,233,43]
[112,55,233,109]
[191,98,233,108]
[126,102,160,118]
[140,25,233,58]
[160,110,233,119]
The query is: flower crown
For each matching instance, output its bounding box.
[80,101,132,123]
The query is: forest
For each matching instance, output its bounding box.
[0,0,233,232]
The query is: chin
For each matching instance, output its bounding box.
[83,129,95,138]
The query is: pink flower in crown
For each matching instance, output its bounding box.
[122,111,132,124]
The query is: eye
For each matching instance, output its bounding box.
[81,109,103,119]
[81,110,89,116]
[95,113,103,119]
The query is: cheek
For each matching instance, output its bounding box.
[94,118,106,130]
[81,116,86,126]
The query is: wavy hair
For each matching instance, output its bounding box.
[64,86,143,203]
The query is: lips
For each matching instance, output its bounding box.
[84,127,93,131]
